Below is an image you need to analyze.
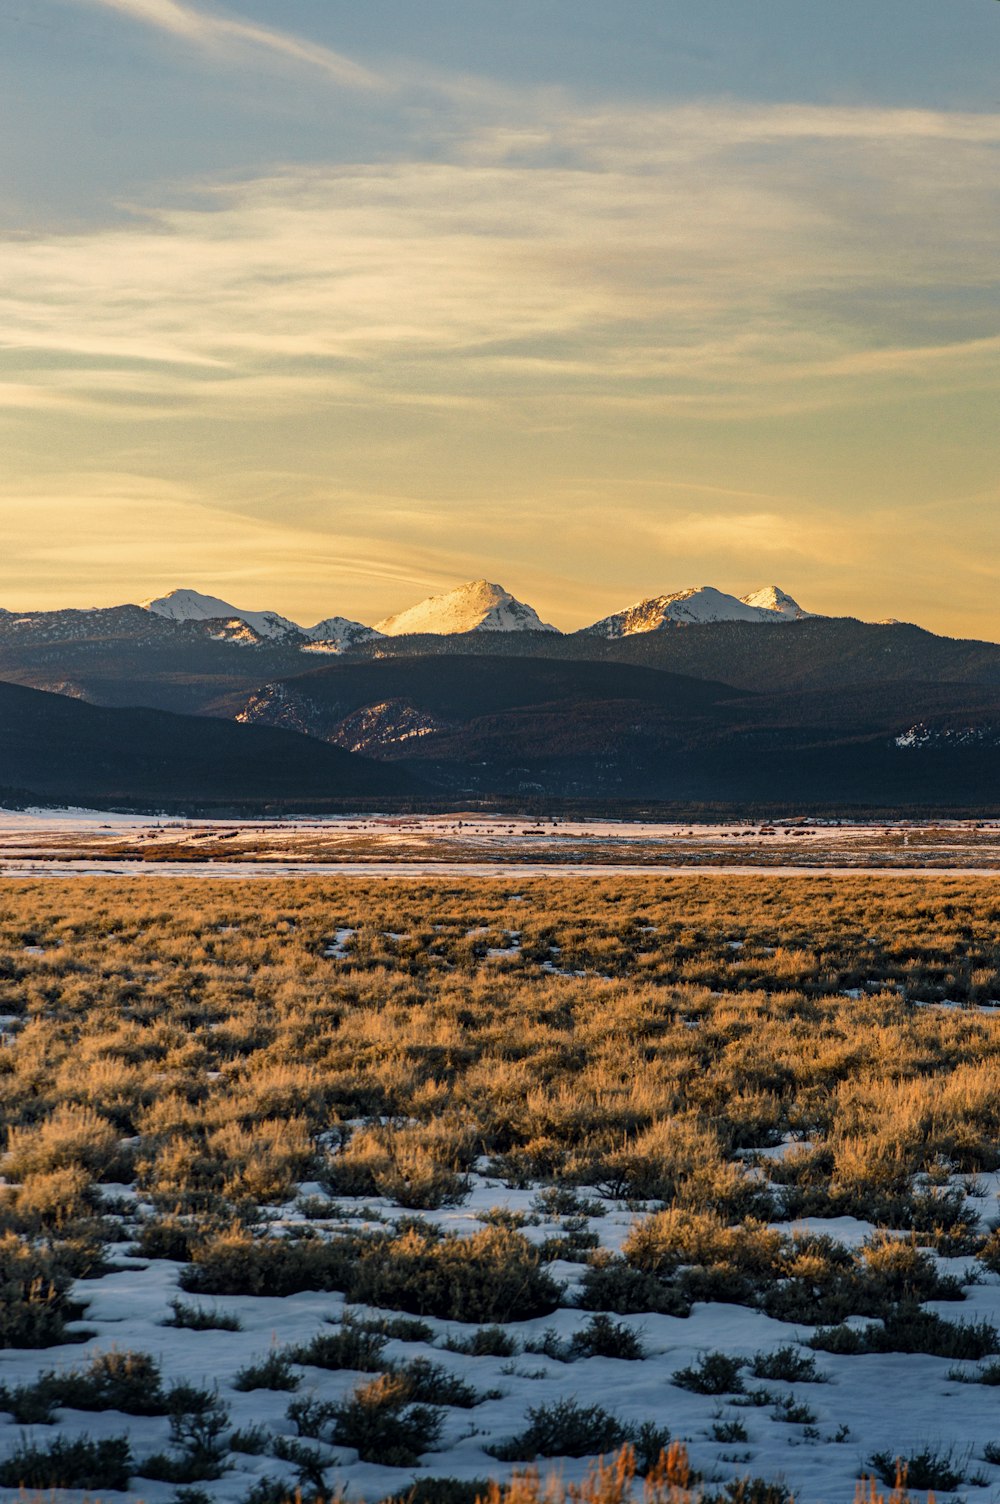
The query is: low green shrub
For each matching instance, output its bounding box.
[749,1346,826,1383]
[0,1433,132,1489]
[769,1394,816,1425]
[233,1349,300,1391]
[0,1347,166,1419]
[293,1325,388,1372]
[868,1445,968,1491]
[229,1422,270,1454]
[524,1327,571,1361]
[672,1352,745,1395]
[391,1356,482,1407]
[712,1418,749,1444]
[330,1372,444,1466]
[0,1232,85,1349]
[132,1217,196,1263]
[181,1227,352,1297]
[342,1311,435,1343]
[241,1481,299,1504]
[271,1436,329,1491]
[731,1387,774,1410]
[532,1187,606,1218]
[540,1221,601,1262]
[183,1222,558,1323]
[165,1297,242,1331]
[621,1212,970,1328]
[702,1482,793,1504]
[632,1421,677,1474]
[577,1257,691,1317]
[949,1357,1000,1385]
[489,1397,633,1460]
[444,1324,519,1356]
[379,1479,491,1504]
[287,1394,339,1439]
[141,1382,230,1483]
[810,1307,999,1360]
[568,1313,646,1360]
[0,1375,58,1424]
[295,1194,346,1219]
[57,1347,165,1413]
[348,1223,561,1323]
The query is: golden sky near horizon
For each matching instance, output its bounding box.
[1,1,998,636]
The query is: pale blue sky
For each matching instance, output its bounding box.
[1,2,998,632]
[3,2,996,226]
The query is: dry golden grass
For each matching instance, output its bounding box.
[0,876,998,1408]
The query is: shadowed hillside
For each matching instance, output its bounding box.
[0,680,418,809]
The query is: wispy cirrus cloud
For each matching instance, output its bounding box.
[2,97,997,419]
[61,0,387,91]
[2,93,998,632]
[0,473,495,615]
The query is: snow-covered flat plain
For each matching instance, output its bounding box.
[8,859,1000,880]
[2,1170,1000,1504]
[4,809,1000,877]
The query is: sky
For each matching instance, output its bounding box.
[1,1,998,635]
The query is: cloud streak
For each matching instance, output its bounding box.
[0,473,492,612]
[1,97,997,421]
[1,92,998,634]
[63,0,387,91]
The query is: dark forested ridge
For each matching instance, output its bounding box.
[234,654,1000,808]
[0,680,418,810]
[346,617,1000,692]
[5,609,1000,715]
[4,608,1000,810]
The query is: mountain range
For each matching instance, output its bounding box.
[142,588,381,651]
[232,653,1000,806]
[2,578,1000,813]
[138,579,815,648]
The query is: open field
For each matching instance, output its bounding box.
[2,875,1000,1503]
[5,811,1000,876]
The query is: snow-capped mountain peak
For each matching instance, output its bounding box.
[139,579,815,647]
[142,588,302,641]
[740,585,813,620]
[142,589,378,651]
[304,617,384,653]
[583,584,816,638]
[375,580,557,637]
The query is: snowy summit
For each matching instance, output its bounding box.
[375,579,558,636]
[142,588,303,641]
[141,589,379,650]
[584,585,814,638]
[136,580,817,647]
[739,585,814,620]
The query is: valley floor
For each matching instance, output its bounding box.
[2,876,1000,1503]
[4,810,1000,876]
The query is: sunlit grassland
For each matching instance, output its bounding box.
[2,876,1000,1501]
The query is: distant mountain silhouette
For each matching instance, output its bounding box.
[234,654,1000,808]
[4,607,1000,810]
[0,680,418,811]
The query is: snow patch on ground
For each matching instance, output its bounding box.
[2,1170,1000,1504]
[324,928,357,959]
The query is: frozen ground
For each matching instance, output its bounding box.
[8,860,1000,880]
[4,809,1000,877]
[2,1170,1000,1504]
